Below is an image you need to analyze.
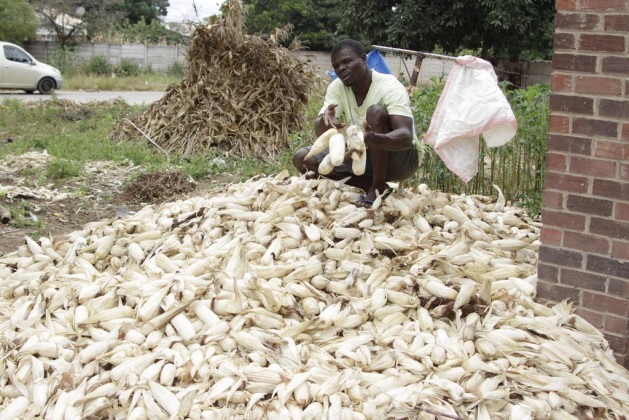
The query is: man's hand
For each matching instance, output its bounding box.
[323,104,346,130]
[363,121,379,148]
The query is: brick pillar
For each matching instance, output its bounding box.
[537,0,629,368]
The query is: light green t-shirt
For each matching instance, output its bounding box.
[320,70,417,140]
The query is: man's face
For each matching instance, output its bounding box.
[331,48,368,87]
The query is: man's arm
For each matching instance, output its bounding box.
[364,115,414,151]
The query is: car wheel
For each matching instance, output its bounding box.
[37,77,55,94]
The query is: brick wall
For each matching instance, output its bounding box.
[538,0,629,368]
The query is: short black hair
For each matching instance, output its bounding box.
[331,39,365,57]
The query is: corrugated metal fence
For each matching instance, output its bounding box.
[24,42,550,87]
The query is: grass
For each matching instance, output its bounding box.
[0,76,548,216]
[63,73,182,92]
[0,97,301,184]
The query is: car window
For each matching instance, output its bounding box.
[3,46,32,64]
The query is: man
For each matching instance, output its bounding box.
[292,39,419,206]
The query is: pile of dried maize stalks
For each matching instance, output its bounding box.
[1,172,627,419]
[109,0,319,160]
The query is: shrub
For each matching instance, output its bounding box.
[86,56,112,76]
[114,59,140,77]
[45,158,82,179]
[167,61,185,78]
[49,47,81,77]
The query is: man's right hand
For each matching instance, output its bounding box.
[323,104,346,130]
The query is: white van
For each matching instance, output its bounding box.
[0,41,63,94]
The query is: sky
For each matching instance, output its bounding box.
[165,0,226,22]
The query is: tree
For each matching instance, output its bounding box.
[28,0,125,45]
[121,0,169,25]
[0,0,38,44]
[341,0,556,61]
[243,0,345,51]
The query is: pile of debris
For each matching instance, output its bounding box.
[110,0,319,160]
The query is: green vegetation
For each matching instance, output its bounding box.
[0,0,38,44]
[0,99,296,185]
[0,75,548,216]
[87,56,113,76]
[9,203,43,230]
[411,81,550,216]
[63,73,181,91]
[45,158,83,180]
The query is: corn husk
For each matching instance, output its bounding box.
[0,170,626,419]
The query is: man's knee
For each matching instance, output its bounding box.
[293,148,311,174]
[366,105,391,132]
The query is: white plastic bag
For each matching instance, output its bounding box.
[423,56,518,183]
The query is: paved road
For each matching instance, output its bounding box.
[0,90,164,105]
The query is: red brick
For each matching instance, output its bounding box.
[623,123,629,141]
[542,190,564,209]
[566,194,614,216]
[560,267,607,291]
[579,34,626,52]
[599,99,629,119]
[621,162,629,181]
[582,291,629,317]
[544,172,589,193]
[548,134,592,155]
[575,76,622,95]
[541,209,587,231]
[554,14,600,30]
[536,281,581,303]
[551,74,573,92]
[572,118,619,138]
[553,53,597,72]
[587,253,629,278]
[556,0,577,10]
[605,14,629,31]
[595,140,626,159]
[605,314,629,336]
[564,231,611,253]
[550,94,594,114]
[549,115,570,133]
[575,307,604,329]
[603,333,628,357]
[581,0,628,10]
[554,33,576,51]
[612,240,629,260]
[537,262,559,281]
[540,226,562,245]
[591,217,629,240]
[546,152,567,171]
[539,244,584,267]
[593,179,629,199]
[609,278,629,296]
[569,156,617,178]
[618,203,629,222]
[602,57,629,75]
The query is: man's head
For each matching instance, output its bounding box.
[331,39,369,87]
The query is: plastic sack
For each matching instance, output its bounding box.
[327,50,392,80]
[423,56,518,183]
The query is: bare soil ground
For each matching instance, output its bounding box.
[0,152,216,256]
